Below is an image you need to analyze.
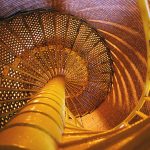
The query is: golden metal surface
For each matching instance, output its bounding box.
[0,9,113,128]
[60,0,150,149]
[0,77,65,150]
[0,0,149,150]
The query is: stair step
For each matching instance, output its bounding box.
[73,23,92,54]
[65,16,81,48]
[55,13,69,45]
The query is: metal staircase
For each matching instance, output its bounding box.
[0,9,113,129]
[0,0,150,150]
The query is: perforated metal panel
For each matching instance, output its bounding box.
[0,9,113,127]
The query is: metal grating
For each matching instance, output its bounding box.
[0,9,113,127]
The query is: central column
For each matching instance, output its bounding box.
[0,77,65,150]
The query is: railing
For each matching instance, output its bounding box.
[61,0,150,149]
[0,0,149,149]
[112,0,150,129]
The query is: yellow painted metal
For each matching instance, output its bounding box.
[111,0,150,129]
[0,1,149,149]
[60,1,150,149]
[65,107,83,128]
[0,77,65,150]
[136,111,148,119]
[138,0,150,96]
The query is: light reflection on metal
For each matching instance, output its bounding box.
[0,10,113,125]
[0,0,149,149]
[0,77,65,150]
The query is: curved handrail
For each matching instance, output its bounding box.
[110,0,150,130]
[63,0,150,138]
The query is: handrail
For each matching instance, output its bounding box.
[112,0,150,129]
[65,0,150,132]
[63,0,150,134]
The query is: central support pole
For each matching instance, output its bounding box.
[0,77,65,150]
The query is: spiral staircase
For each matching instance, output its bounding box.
[0,0,150,150]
